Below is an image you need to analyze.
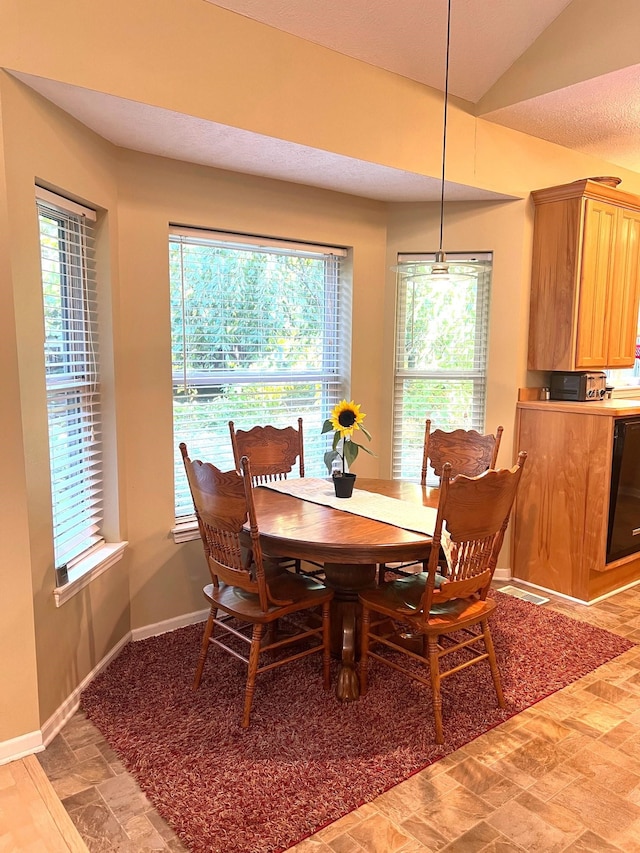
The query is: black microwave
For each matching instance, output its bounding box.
[549,371,607,401]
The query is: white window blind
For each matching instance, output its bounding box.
[393,252,492,482]
[37,189,103,570]
[606,308,640,388]
[170,228,349,517]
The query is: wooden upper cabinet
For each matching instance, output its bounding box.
[528,180,640,371]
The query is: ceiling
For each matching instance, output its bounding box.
[11,0,640,202]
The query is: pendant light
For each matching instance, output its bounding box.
[396,0,474,283]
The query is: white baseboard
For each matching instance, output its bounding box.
[513,575,640,606]
[131,607,208,641]
[40,632,132,749]
[0,730,44,766]
[1,608,209,765]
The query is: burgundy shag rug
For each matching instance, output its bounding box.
[81,592,633,853]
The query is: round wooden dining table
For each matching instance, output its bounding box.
[251,478,439,701]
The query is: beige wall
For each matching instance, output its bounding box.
[3,0,640,753]
[0,73,131,736]
[0,82,41,743]
[115,151,388,629]
[5,0,640,200]
[0,0,447,181]
[0,69,389,740]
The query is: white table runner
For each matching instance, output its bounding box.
[260,477,437,536]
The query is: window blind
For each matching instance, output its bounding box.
[169,229,349,517]
[392,252,492,482]
[37,189,103,571]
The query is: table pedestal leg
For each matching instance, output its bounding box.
[323,562,376,702]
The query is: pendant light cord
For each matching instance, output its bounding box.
[438,0,452,256]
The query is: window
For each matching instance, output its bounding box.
[37,188,103,571]
[606,311,640,390]
[170,228,349,518]
[392,252,492,482]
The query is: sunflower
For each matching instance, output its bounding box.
[329,400,365,439]
[321,400,373,474]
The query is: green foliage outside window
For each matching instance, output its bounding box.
[393,259,491,481]
[170,236,345,516]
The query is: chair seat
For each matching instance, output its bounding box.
[360,572,445,612]
[426,596,495,630]
[204,572,332,623]
[360,573,495,632]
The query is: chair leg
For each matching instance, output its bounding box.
[359,605,371,696]
[377,564,386,584]
[242,623,263,729]
[193,608,215,690]
[482,618,505,708]
[427,635,444,745]
[266,619,278,646]
[322,600,331,691]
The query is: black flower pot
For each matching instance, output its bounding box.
[333,472,356,498]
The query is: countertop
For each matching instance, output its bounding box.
[517,398,640,416]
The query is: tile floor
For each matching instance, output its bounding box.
[37,582,640,853]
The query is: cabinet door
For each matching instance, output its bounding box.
[575,199,617,368]
[607,208,640,367]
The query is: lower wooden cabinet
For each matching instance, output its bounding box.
[512,401,640,601]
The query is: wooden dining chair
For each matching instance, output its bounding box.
[361,451,527,744]
[378,420,504,583]
[229,418,304,484]
[180,442,333,728]
[229,418,323,577]
[421,419,503,485]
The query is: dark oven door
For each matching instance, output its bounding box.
[607,418,640,563]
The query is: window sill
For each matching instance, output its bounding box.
[53,542,128,606]
[172,518,200,543]
[612,387,640,399]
